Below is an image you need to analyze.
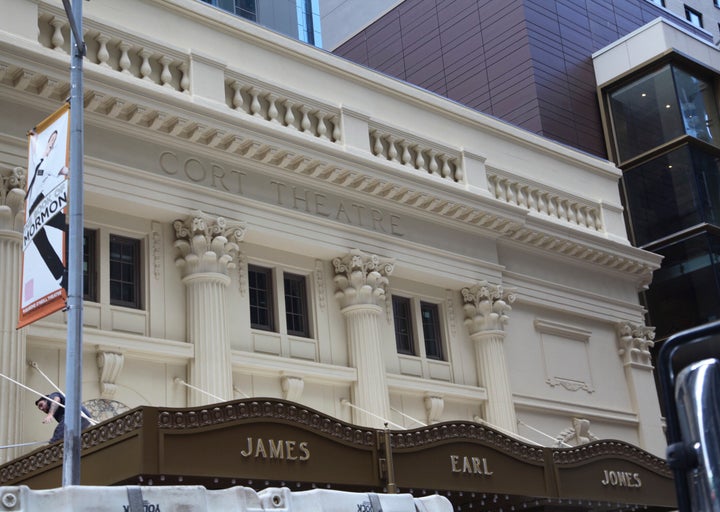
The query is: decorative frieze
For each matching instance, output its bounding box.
[173,210,246,277]
[616,322,655,368]
[332,249,394,309]
[461,282,516,334]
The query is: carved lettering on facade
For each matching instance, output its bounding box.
[239,437,310,461]
[601,469,642,488]
[157,152,404,237]
[449,454,493,476]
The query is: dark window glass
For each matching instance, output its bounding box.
[685,6,703,27]
[645,231,720,339]
[109,235,141,309]
[420,302,444,360]
[673,67,720,145]
[249,265,274,331]
[623,145,720,246]
[234,0,256,21]
[284,273,309,337]
[609,66,684,162]
[83,229,97,302]
[392,296,415,355]
[648,0,665,6]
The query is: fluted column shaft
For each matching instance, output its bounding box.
[470,330,517,433]
[0,232,25,462]
[343,303,388,428]
[462,282,518,434]
[333,249,394,428]
[174,211,245,406]
[185,272,232,405]
[0,167,26,463]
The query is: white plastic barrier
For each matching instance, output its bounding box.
[0,485,453,512]
[258,488,453,512]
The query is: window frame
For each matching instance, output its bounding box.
[392,294,447,361]
[684,5,703,28]
[109,234,142,309]
[83,229,97,302]
[248,264,276,332]
[283,272,310,338]
[392,295,416,355]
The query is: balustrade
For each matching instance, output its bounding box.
[38,12,189,93]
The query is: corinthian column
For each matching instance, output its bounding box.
[462,282,518,434]
[616,322,665,456]
[174,210,245,406]
[333,249,394,428]
[0,167,27,463]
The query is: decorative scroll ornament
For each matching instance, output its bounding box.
[461,281,516,334]
[424,395,444,424]
[0,167,27,232]
[97,350,124,399]
[616,322,655,367]
[281,375,304,402]
[173,210,246,277]
[332,249,394,308]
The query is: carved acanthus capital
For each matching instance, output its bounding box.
[616,322,655,367]
[0,167,27,232]
[461,281,516,334]
[332,249,394,308]
[173,210,246,277]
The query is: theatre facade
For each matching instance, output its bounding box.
[0,0,667,501]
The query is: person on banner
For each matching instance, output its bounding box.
[35,392,92,444]
[26,128,68,291]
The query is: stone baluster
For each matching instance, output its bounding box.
[616,322,665,455]
[95,34,112,68]
[300,106,312,133]
[139,49,153,81]
[174,210,246,406]
[178,62,190,94]
[331,116,341,142]
[159,56,173,88]
[249,88,262,117]
[316,112,328,139]
[118,42,132,75]
[230,81,244,110]
[50,17,65,51]
[267,94,279,124]
[0,167,27,463]
[283,100,295,127]
[333,249,394,428]
[462,282,518,434]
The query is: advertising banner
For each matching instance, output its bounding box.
[18,103,70,328]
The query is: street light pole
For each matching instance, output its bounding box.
[61,0,85,487]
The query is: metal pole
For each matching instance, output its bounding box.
[62,0,85,487]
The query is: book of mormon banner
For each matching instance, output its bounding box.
[18,103,70,328]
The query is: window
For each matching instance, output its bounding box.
[685,6,703,28]
[109,235,141,309]
[83,229,97,302]
[647,0,665,6]
[248,264,312,338]
[420,302,444,360]
[284,273,309,337]
[392,295,446,360]
[249,265,275,331]
[200,0,256,21]
[715,0,720,8]
[392,296,415,355]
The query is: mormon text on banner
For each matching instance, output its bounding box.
[18,103,70,328]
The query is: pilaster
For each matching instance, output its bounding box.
[462,281,518,434]
[616,322,666,456]
[174,210,245,406]
[0,167,27,463]
[333,249,393,428]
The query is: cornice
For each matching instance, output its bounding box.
[0,41,658,285]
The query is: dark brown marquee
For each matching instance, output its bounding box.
[0,399,676,512]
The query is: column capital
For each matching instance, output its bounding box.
[0,167,27,233]
[461,281,516,335]
[332,249,394,309]
[616,322,655,368]
[173,210,246,278]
